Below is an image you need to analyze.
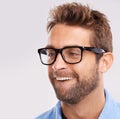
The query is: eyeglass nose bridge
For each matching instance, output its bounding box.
[54,48,65,62]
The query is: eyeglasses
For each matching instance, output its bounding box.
[38,46,105,65]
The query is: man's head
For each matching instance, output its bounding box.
[47,2,113,53]
[38,2,114,104]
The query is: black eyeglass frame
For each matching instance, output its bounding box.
[38,46,106,65]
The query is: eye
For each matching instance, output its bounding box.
[47,50,56,58]
[48,52,55,57]
[64,51,80,60]
[68,52,80,57]
[63,48,81,59]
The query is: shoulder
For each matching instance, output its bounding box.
[115,102,120,112]
[35,109,55,119]
[100,89,120,119]
[112,101,120,119]
[35,102,62,119]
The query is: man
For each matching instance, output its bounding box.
[36,2,120,119]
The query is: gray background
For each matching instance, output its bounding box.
[0,0,120,119]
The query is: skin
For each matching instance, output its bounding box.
[47,24,114,119]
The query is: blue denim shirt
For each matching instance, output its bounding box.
[36,90,120,119]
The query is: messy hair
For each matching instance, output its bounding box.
[47,2,113,52]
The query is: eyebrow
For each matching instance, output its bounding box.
[45,45,82,49]
[45,45,54,48]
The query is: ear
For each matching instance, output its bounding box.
[99,52,114,73]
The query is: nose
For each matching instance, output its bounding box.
[52,54,67,71]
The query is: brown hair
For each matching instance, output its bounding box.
[47,2,113,52]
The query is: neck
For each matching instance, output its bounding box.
[61,86,105,119]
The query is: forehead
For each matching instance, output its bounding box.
[47,24,93,48]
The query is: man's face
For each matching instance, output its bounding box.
[47,24,101,104]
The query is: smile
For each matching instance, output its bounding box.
[56,77,72,81]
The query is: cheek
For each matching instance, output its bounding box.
[47,66,54,84]
[48,66,52,76]
[80,54,98,71]
[74,61,97,77]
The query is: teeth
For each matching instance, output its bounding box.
[56,77,72,81]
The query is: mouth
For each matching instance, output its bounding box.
[55,77,72,81]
